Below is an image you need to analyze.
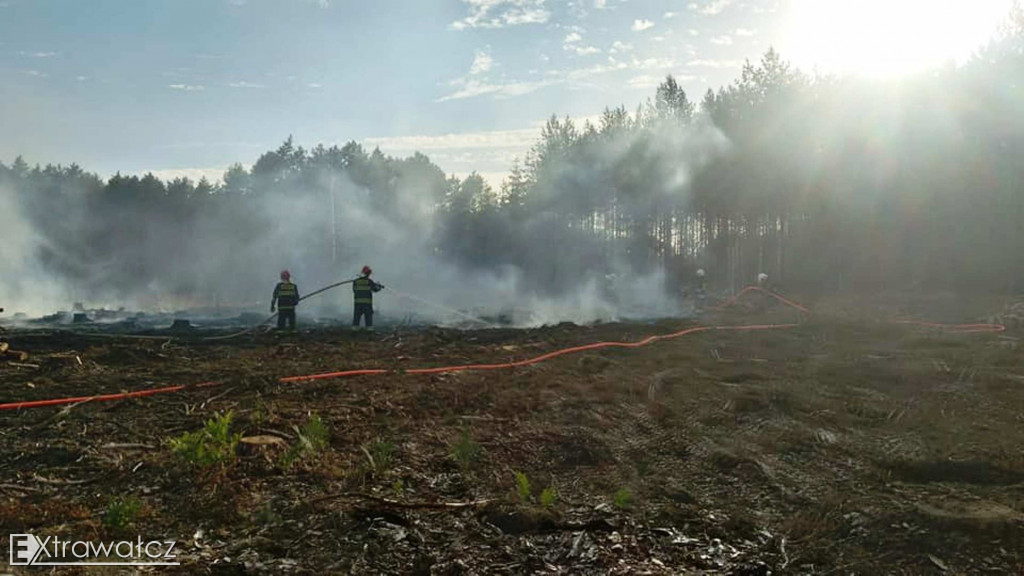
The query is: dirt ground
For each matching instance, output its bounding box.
[1,296,1023,575]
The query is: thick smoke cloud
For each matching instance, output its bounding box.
[0,184,74,315]
[0,115,726,326]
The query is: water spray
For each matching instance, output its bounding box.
[384,286,496,328]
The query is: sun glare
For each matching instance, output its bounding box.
[782,0,1012,77]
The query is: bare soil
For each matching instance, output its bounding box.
[2,300,1023,575]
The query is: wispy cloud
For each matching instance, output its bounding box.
[451,0,549,30]
[75,75,88,81]
[438,78,551,101]
[439,47,550,101]
[628,56,677,70]
[688,0,731,16]
[609,40,633,53]
[628,73,696,89]
[19,51,57,58]
[593,0,607,8]
[469,49,494,75]
[687,58,742,68]
[688,29,700,36]
[228,81,265,88]
[365,127,539,152]
[307,82,323,89]
[22,69,47,77]
[440,50,676,101]
[747,1,779,14]
[563,31,600,55]
[557,55,676,82]
[710,35,733,45]
[631,19,654,32]
[735,27,756,36]
[664,11,677,19]
[627,74,663,89]
[169,84,205,91]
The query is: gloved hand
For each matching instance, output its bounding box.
[270,306,276,313]
[379,284,385,290]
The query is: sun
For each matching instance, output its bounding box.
[781,0,1012,78]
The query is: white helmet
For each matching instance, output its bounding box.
[696,268,705,277]
[757,272,768,284]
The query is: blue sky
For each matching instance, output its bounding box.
[0,0,1008,185]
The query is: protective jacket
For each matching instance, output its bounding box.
[272,281,300,310]
[353,276,382,305]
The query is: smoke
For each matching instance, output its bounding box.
[0,116,728,327]
[0,184,73,316]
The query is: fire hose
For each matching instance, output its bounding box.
[202,278,357,341]
[1,279,361,342]
[0,287,1007,411]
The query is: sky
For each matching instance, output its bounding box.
[0,0,1012,187]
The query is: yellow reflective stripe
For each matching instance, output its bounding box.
[354,299,373,304]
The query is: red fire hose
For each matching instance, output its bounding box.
[0,287,1006,411]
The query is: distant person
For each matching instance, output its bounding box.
[271,270,300,330]
[602,273,618,304]
[353,265,384,331]
[753,272,774,311]
[694,268,707,310]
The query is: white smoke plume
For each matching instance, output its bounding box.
[0,115,728,328]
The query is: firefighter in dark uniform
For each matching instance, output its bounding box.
[353,265,384,330]
[271,270,300,330]
[694,268,707,311]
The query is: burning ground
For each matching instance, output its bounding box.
[1,298,1023,574]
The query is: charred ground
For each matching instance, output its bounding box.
[1,299,1023,575]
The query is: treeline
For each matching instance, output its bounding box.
[2,12,1022,304]
[439,22,1024,295]
[0,142,450,303]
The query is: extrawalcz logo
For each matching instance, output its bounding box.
[10,533,179,566]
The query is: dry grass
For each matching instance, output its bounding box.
[1,309,1022,573]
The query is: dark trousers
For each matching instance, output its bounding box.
[353,303,373,328]
[277,308,296,330]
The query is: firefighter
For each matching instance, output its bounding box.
[352,265,384,330]
[694,268,707,311]
[271,270,300,330]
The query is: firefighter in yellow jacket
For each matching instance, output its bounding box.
[271,270,300,330]
[353,265,384,330]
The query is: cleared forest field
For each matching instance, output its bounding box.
[2,298,1023,574]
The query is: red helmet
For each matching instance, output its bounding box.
[361,265,372,276]
[280,270,291,281]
